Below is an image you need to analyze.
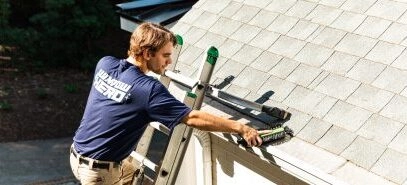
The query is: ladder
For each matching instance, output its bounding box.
[130,35,291,185]
[130,33,219,184]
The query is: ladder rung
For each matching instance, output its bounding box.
[130,151,159,172]
[164,70,198,89]
[150,122,170,136]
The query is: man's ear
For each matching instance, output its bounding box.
[142,49,151,60]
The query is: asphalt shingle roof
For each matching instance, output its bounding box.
[170,0,407,184]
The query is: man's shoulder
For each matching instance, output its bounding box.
[97,56,120,67]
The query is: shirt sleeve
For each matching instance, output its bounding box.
[147,82,192,129]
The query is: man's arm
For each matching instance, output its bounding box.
[181,110,262,147]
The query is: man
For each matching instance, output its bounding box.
[70,22,262,184]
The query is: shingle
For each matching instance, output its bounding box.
[287,20,320,40]
[330,11,367,32]
[380,23,407,44]
[341,137,386,169]
[230,24,262,44]
[269,58,300,79]
[305,5,343,25]
[371,149,407,184]
[192,11,219,30]
[215,59,246,79]
[346,58,387,84]
[320,0,347,7]
[323,101,372,132]
[315,74,360,100]
[250,51,282,72]
[322,51,359,75]
[346,84,394,112]
[372,66,407,93]
[357,114,403,145]
[391,49,407,70]
[178,45,204,65]
[183,27,207,45]
[249,30,280,50]
[284,108,312,136]
[265,0,297,14]
[199,0,231,14]
[286,64,322,87]
[170,22,192,36]
[209,17,243,37]
[380,95,407,123]
[366,0,407,21]
[401,87,407,98]
[316,126,357,154]
[398,10,407,24]
[231,44,263,65]
[231,4,260,23]
[248,10,278,29]
[297,118,332,144]
[354,16,392,38]
[219,1,242,17]
[310,27,347,48]
[294,43,334,67]
[175,62,197,77]
[243,0,272,8]
[389,126,407,154]
[308,71,330,90]
[218,39,244,59]
[312,95,338,119]
[333,162,398,185]
[366,41,405,65]
[335,33,378,57]
[283,86,327,115]
[256,75,296,102]
[268,36,306,58]
[225,84,250,98]
[285,0,317,19]
[232,67,270,92]
[267,14,299,34]
[340,0,378,13]
[195,32,227,50]
[179,8,204,24]
[274,138,346,173]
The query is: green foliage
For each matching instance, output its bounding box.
[0,100,12,111]
[64,83,78,93]
[36,87,48,99]
[1,0,118,70]
[27,0,116,69]
[0,0,10,26]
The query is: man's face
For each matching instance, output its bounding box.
[147,42,173,75]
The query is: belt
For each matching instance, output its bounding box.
[70,146,120,170]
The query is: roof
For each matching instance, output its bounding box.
[169,0,407,184]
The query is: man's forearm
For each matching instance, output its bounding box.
[182,110,245,134]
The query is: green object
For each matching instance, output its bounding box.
[175,34,183,45]
[259,127,285,137]
[186,91,197,99]
[206,46,218,65]
[0,100,12,111]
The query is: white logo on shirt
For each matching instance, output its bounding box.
[93,69,131,102]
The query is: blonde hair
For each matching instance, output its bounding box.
[127,22,176,59]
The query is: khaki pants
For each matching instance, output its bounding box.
[70,147,137,185]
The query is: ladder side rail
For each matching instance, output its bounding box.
[159,35,183,88]
[132,35,183,185]
[154,46,219,185]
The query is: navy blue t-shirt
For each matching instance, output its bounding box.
[73,56,191,162]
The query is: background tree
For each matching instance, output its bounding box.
[1,0,120,70]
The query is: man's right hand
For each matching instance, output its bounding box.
[240,126,262,147]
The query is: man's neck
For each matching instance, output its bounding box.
[127,56,148,74]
